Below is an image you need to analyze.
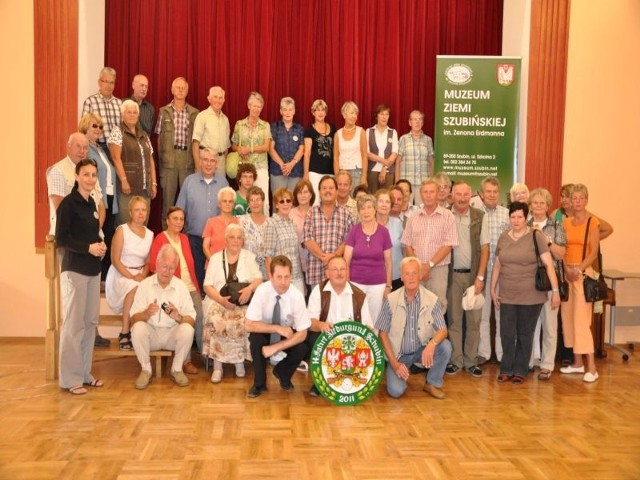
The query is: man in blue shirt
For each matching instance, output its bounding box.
[176,148,229,290]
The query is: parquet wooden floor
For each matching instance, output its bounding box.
[0,339,639,480]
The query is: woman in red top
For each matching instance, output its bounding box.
[150,206,202,374]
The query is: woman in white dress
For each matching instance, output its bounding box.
[105,196,153,350]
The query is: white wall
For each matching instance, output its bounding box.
[502,0,531,182]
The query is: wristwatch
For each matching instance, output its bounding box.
[428,261,435,268]
[477,275,485,281]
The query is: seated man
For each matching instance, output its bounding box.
[245,255,310,398]
[130,245,196,389]
[306,255,373,396]
[375,257,452,399]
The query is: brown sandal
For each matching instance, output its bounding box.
[537,370,552,381]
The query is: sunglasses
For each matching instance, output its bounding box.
[91,123,104,130]
[278,198,292,204]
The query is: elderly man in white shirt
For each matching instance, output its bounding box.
[245,255,310,398]
[130,245,196,390]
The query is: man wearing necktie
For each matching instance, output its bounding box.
[245,255,311,398]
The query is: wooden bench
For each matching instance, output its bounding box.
[44,236,173,380]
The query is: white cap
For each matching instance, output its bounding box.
[462,285,485,311]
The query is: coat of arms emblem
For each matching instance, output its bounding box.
[310,321,385,405]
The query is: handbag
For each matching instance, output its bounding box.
[533,230,552,291]
[220,249,253,306]
[581,217,608,302]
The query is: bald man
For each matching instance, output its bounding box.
[130,74,155,135]
[192,86,231,176]
[46,132,109,347]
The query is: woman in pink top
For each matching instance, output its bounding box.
[202,187,239,261]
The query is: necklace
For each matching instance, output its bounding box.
[315,122,328,136]
[510,227,528,239]
[343,125,356,132]
[362,222,377,247]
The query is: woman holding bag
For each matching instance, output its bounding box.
[491,202,560,385]
[527,188,567,380]
[203,224,263,384]
[560,184,601,382]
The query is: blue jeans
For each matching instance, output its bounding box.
[385,339,452,398]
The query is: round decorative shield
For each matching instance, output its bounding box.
[310,321,385,405]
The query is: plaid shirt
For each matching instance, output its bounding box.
[263,214,302,281]
[303,204,354,285]
[82,93,122,143]
[397,132,433,186]
[154,101,192,147]
[401,205,458,265]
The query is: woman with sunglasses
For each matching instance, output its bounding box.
[263,188,305,294]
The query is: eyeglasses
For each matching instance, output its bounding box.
[201,158,217,163]
[438,184,451,191]
[91,123,104,130]
[278,198,292,204]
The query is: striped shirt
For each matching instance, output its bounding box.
[303,204,354,285]
[401,206,458,265]
[376,290,446,355]
[130,97,155,135]
[82,93,122,143]
[479,204,510,265]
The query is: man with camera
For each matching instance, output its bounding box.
[129,245,196,389]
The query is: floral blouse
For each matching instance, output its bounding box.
[231,118,271,170]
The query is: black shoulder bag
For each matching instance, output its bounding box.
[219,249,253,306]
[533,229,552,291]
[581,217,608,302]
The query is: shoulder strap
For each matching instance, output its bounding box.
[581,217,592,261]
[532,229,542,266]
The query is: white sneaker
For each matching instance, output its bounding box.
[560,365,585,374]
[211,369,223,384]
[583,371,599,383]
[235,363,245,378]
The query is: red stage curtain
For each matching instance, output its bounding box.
[105,0,502,137]
[104,0,502,229]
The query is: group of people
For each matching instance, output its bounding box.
[48,66,612,398]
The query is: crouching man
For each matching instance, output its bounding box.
[130,245,196,389]
[375,257,452,399]
[245,255,310,398]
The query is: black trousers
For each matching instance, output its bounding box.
[249,332,309,388]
